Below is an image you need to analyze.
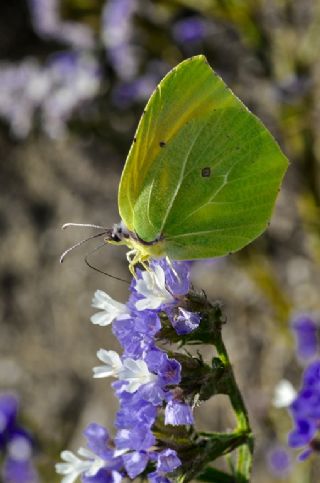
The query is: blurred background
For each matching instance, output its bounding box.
[0,0,320,481]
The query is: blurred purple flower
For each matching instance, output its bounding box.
[291,315,318,361]
[267,446,292,478]
[288,360,320,459]
[2,458,38,483]
[27,0,94,49]
[0,396,38,483]
[173,17,207,44]
[0,52,100,139]
[0,395,18,447]
[102,0,138,80]
[82,468,122,483]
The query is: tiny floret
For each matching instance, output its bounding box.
[55,448,106,483]
[119,358,157,393]
[135,265,175,311]
[93,350,123,378]
[272,379,297,408]
[91,290,129,326]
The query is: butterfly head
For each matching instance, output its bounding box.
[108,221,165,275]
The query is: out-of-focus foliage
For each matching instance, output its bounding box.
[0,1,320,482]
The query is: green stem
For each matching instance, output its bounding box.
[213,319,254,482]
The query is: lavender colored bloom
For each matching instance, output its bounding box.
[27,0,94,49]
[82,468,122,483]
[101,0,138,80]
[267,446,291,478]
[115,426,156,451]
[0,52,100,139]
[0,396,38,483]
[156,259,190,296]
[156,449,181,473]
[157,355,181,387]
[287,359,320,459]
[111,71,164,109]
[2,458,38,483]
[171,308,201,335]
[122,451,149,478]
[58,254,202,482]
[173,17,207,44]
[148,472,171,483]
[288,419,316,448]
[165,400,193,426]
[291,315,318,360]
[0,395,18,446]
[303,360,320,389]
[115,399,157,429]
[84,424,112,460]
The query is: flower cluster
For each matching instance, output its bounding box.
[0,53,100,139]
[0,394,38,483]
[0,0,215,138]
[56,259,203,482]
[288,359,320,460]
[27,0,94,49]
[274,314,320,461]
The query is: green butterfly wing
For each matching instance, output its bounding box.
[118,55,288,260]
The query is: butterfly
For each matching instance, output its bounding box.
[62,55,288,275]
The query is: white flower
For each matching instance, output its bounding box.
[55,448,106,483]
[272,379,297,408]
[90,290,129,326]
[135,265,174,311]
[118,358,157,393]
[93,349,123,378]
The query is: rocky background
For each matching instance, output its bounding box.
[1,1,320,481]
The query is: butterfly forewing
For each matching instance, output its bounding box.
[118,55,288,260]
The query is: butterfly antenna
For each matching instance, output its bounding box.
[85,242,130,284]
[60,231,109,264]
[62,222,108,230]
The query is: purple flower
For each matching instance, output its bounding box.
[0,53,100,139]
[291,315,318,360]
[173,17,207,44]
[0,395,18,446]
[287,359,320,459]
[58,253,200,482]
[156,449,181,473]
[82,468,122,483]
[155,259,190,296]
[101,0,138,80]
[165,400,193,426]
[267,446,292,478]
[27,0,94,49]
[1,426,38,483]
[170,308,201,335]
[122,451,149,478]
[115,426,156,451]
[148,472,171,483]
[288,419,316,448]
[303,360,320,390]
[157,355,181,387]
[84,424,112,460]
[2,458,38,483]
[115,398,157,429]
